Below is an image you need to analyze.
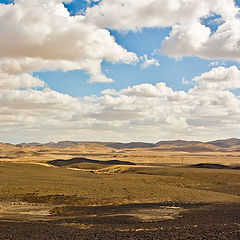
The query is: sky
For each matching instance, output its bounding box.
[0,0,240,143]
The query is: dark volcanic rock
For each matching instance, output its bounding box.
[0,203,239,240]
[48,157,136,167]
[189,163,231,169]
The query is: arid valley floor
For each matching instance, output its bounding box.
[0,139,240,239]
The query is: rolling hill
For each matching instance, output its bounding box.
[1,138,240,153]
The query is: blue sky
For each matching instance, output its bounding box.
[0,0,240,143]
[35,55,229,98]
[32,1,239,97]
[1,0,238,97]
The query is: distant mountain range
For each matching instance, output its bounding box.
[6,138,240,152]
[106,138,240,151]
[206,138,240,148]
[106,142,157,149]
[16,141,104,148]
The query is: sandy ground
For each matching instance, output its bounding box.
[0,202,52,221]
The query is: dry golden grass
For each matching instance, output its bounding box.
[0,142,240,214]
[0,161,240,207]
[1,141,240,166]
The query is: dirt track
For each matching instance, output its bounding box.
[0,203,239,240]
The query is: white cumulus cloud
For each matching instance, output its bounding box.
[86,0,240,61]
[0,1,240,142]
[1,66,240,142]
[140,54,160,68]
[0,0,137,84]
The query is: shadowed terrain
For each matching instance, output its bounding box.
[189,163,240,170]
[47,157,136,167]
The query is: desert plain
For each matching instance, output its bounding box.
[0,139,240,239]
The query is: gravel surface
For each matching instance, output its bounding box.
[0,203,239,239]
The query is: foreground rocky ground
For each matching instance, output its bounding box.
[0,203,239,240]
